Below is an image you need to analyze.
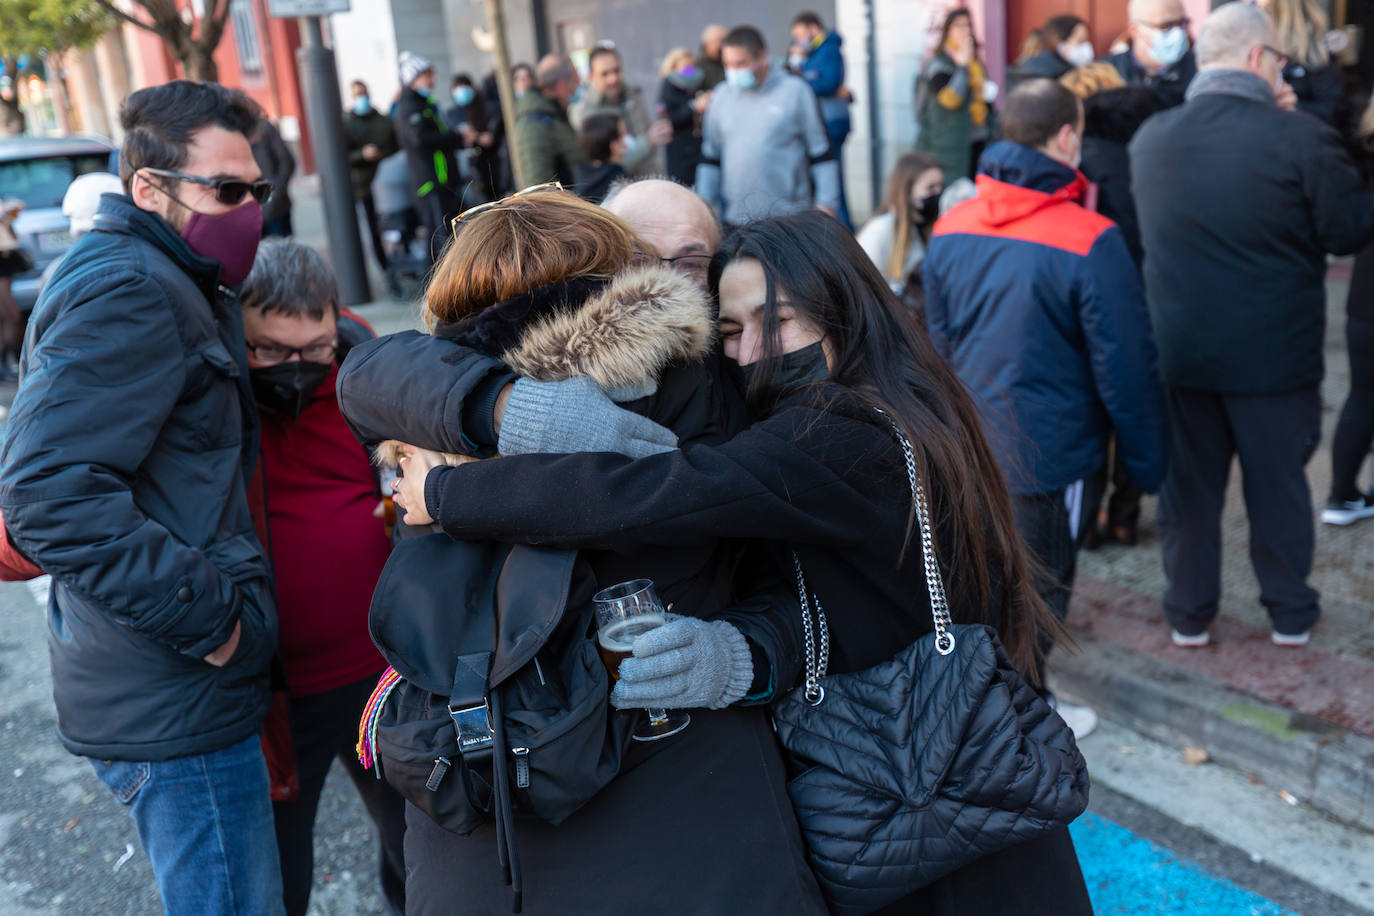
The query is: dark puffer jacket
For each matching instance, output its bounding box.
[1081,86,1160,266]
[0,193,276,762]
[922,141,1166,496]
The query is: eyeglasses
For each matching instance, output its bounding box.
[450,181,566,235]
[1259,45,1289,69]
[141,168,275,206]
[1140,17,1190,30]
[246,341,337,364]
[661,254,712,282]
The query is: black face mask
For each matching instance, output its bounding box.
[916,193,941,224]
[740,340,831,393]
[250,361,332,420]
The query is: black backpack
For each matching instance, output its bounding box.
[359,533,636,911]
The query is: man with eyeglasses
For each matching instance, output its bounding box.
[602,177,720,292]
[238,239,407,916]
[0,81,285,914]
[1130,2,1374,650]
[1101,0,1199,108]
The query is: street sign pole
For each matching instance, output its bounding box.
[295,16,371,306]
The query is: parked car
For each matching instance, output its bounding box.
[0,135,118,312]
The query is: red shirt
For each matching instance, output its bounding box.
[249,363,390,696]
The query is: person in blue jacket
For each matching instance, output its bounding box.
[922,78,1166,735]
[789,12,852,228]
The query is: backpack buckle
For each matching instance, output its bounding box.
[449,700,494,753]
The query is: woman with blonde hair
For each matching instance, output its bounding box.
[857,152,944,295]
[658,45,709,184]
[339,186,825,913]
[1258,0,1345,124]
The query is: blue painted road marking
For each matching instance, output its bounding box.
[1071,813,1296,915]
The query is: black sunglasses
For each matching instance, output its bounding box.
[141,167,275,206]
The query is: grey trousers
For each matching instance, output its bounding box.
[1158,385,1322,637]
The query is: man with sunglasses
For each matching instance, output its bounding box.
[1131,2,1374,650]
[1101,0,1198,108]
[0,81,285,914]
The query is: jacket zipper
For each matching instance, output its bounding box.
[512,747,530,789]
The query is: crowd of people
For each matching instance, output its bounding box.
[1,1,1372,914]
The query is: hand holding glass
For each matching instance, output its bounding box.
[592,579,691,741]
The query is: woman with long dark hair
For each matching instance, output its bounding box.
[916,8,994,181]
[1011,14,1093,86]
[392,211,1093,913]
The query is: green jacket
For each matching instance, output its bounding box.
[515,92,586,187]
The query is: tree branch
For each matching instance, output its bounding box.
[93,0,161,36]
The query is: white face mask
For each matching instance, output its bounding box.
[1060,41,1095,68]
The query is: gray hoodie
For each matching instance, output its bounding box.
[695,67,839,224]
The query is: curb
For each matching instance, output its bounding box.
[1050,628,1374,833]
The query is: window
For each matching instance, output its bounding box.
[230,0,264,76]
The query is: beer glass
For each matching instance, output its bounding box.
[592,579,691,741]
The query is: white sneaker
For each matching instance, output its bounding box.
[1272,630,1311,647]
[1171,629,1211,648]
[1321,495,1374,526]
[1055,702,1099,740]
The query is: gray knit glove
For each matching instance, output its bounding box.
[610,617,754,711]
[498,377,677,459]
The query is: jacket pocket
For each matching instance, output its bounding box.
[90,758,151,805]
[180,341,244,451]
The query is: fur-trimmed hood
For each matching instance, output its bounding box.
[377,263,713,467]
[436,262,714,390]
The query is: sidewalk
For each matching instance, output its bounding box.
[1050,261,1374,833]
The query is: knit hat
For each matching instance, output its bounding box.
[399,51,434,87]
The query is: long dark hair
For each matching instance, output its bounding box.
[709,212,1058,678]
[938,9,978,55]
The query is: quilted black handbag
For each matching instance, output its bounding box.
[771,414,1091,915]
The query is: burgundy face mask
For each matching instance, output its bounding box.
[180,200,263,285]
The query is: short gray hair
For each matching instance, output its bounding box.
[1195,1,1275,69]
[241,239,339,321]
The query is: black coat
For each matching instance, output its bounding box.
[251,119,296,225]
[0,193,276,761]
[659,76,702,186]
[345,107,399,200]
[1081,87,1161,266]
[337,267,824,912]
[393,87,463,197]
[1285,59,1345,127]
[410,387,1092,913]
[1102,46,1197,109]
[1007,50,1072,90]
[572,160,625,203]
[1131,84,1374,393]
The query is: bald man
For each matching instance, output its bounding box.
[603,178,721,290]
[1100,0,1197,107]
[698,24,729,89]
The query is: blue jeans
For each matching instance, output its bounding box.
[90,733,285,916]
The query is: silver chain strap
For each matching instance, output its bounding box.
[793,552,830,705]
[792,409,956,706]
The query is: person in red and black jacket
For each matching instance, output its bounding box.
[240,239,405,916]
[922,79,1166,727]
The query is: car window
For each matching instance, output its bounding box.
[0,154,112,209]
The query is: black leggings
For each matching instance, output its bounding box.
[1329,315,1374,502]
